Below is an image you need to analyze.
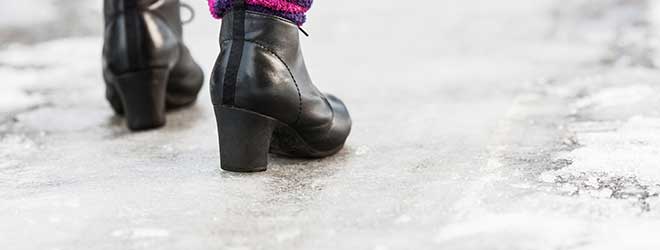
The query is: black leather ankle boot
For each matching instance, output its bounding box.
[210,8,352,172]
[103,0,203,130]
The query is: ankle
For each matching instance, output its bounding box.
[208,0,311,25]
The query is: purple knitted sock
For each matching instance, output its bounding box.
[208,0,312,26]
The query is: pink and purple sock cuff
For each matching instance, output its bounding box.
[208,0,312,25]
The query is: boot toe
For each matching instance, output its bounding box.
[321,94,352,152]
[268,94,352,158]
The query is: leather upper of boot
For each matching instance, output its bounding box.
[103,0,203,111]
[103,0,181,74]
[104,0,182,37]
[211,11,351,153]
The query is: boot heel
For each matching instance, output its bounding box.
[113,68,169,131]
[214,106,277,172]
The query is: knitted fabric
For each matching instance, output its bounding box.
[208,0,312,25]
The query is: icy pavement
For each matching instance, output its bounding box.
[2,0,660,249]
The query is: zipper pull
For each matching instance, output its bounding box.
[298,26,309,37]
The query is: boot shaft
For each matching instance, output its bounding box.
[212,10,330,127]
[218,10,301,61]
[103,0,183,38]
[103,0,183,74]
[212,11,306,123]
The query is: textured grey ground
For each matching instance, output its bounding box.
[2,0,660,249]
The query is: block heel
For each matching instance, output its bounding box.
[214,106,277,172]
[113,68,169,131]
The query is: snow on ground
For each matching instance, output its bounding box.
[435,69,660,249]
[516,0,660,246]
[534,69,660,250]
[541,68,660,210]
[432,1,660,248]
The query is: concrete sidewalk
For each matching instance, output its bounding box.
[1,0,660,249]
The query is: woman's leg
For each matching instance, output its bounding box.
[207,0,312,25]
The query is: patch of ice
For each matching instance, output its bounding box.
[0,37,100,66]
[0,86,42,113]
[579,220,660,250]
[575,85,656,110]
[394,214,412,224]
[0,0,57,27]
[0,134,36,158]
[435,213,587,247]
[436,213,660,249]
[539,172,558,183]
[0,37,101,114]
[111,228,171,239]
[354,145,370,156]
[556,116,660,185]
[15,106,109,132]
[275,229,301,242]
[650,0,660,63]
